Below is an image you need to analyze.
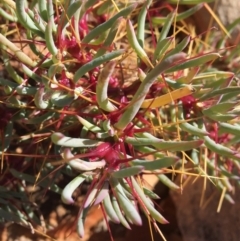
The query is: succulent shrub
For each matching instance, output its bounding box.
[0,0,240,239]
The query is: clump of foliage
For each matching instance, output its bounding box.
[0,0,240,240]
